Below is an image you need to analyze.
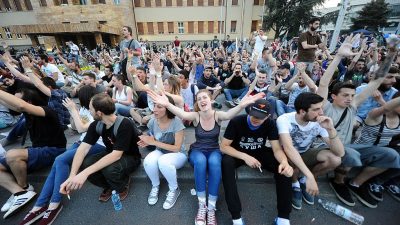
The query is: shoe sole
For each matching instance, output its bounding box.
[302,195,314,205]
[348,189,378,208]
[44,205,63,225]
[368,189,383,202]
[23,211,46,225]
[195,219,206,225]
[3,193,36,219]
[163,190,181,210]
[329,182,356,207]
[387,191,400,202]
[291,202,301,210]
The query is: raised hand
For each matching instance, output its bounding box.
[297,62,306,73]
[127,65,136,75]
[151,55,162,73]
[62,98,77,112]
[0,54,11,64]
[239,90,266,108]
[20,56,33,69]
[337,34,360,58]
[147,90,170,107]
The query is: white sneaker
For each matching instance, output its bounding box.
[147,186,159,205]
[25,184,34,192]
[3,191,36,219]
[1,194,14,212]
[163,187,181,210]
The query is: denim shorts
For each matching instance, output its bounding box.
[0,146,66,173]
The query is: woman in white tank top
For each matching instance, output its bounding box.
[111,74,135,117]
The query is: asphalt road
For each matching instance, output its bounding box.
[0,179,399,225]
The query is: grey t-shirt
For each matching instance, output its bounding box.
[323,101,357,145]
[120,38,141,66]
[147,117,185,153]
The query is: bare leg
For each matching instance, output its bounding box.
[333,166,351,183]
[130,109,143,125]
[312,150,341,177]
[0,164,24,194]
[352,167,388,186]
[6,149,29,188]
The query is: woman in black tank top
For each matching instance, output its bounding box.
[148,89,265,225]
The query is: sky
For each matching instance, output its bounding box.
[322,0,341,8]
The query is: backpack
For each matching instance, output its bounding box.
[95,116,141,136]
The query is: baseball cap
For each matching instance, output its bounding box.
[247,99,272,119]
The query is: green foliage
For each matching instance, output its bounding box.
[262,0,326,39]
[351,0,390,31]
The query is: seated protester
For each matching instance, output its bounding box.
[217,61,232,82]
[93,62,105,80]
[138,96,186,210]
[0,87,67,219]
[354,92,400,202]
[135,66,149,109]
[60,94,141,207]
[311,61,324,85]
[276,63,317,116]
[316,37,400,208]
[111,74,135,117]
[223,63,250,108]
[0,102,18,129]
[355,66,398,126]
[21,56,70,128]
[70,72,106,98]
[275,63,293,104]
[250,47,276,83]
[99,65,114,87]
[179,70,198,112]
[343,58,368,87]
[39,54,65,88]
[55,49,83,96]
[196,66,224,109]
[277,92,344,210]
[220,99,294,225]
[19,85,106,225]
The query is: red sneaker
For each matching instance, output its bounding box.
[38,205,63,225]
[20,207,47,225]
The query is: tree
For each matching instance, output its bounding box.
[351,0,390,31]
[262,0,326,39]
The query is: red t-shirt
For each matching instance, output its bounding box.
[173,40,180,47]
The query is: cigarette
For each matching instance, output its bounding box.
[67,194,71,200]
[258,166,263,173]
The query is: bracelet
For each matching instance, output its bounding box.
[132,75,137,78]
[156,73,162,78]
[329,132,338,139]
[25,69,33,73]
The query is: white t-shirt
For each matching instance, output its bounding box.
[254,35,267,56]
[79,107,104,146]
[41,63,65,83]
[180,84,198,111]
[96,71,105,79]
[276,112,329,153]
[70,44,80,55]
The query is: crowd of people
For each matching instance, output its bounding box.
[0,17,400,225]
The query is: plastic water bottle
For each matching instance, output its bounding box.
[318,198,364,225]
[111,190,122,211]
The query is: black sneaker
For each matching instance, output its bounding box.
[368,183,384,202]
[329,178,355,206]
[385,184,400,202]
[346,181,377,208]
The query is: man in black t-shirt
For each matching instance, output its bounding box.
[60,93,141,203]
[220,99,293,225]
[0,87,66,218]
[223,63,250,108]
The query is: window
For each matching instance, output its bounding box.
[80,21,89,23]
[16,33,23,39]
[208,0,213,6]
[218,21,224,33]
[91,0,98,4]
[198,21,204,33]
[134,0,140,7]
[168,22,174,34]
[158,22,164,34]
[187,0,193,6]
[61,0,69,4]
[155,0,161,7]
[39,0,47,6]
[198,0,203,6]
[166,0,172,6]
[232,0,237,5]
[80,0,87,4]
[24,0,33,10]
[208,21,214,33]
[137,22,144,35]
[178,22,184,34]
[144,0,151,7]
[113,0,120,4]
[4,27,12,39]
[147,22,154,34]
[12,0,23,11]
[3,0,12,11]
[99,0,106,4]
[99,21,107,24]
[218,0,223,6]
[188,21,194,34]
[177,0,182,6]
[251,20,258,32]
[253,0,259,5]
[230,20,237,33]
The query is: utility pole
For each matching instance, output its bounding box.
[329,0,349,52]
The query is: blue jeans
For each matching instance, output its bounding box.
[115,103,133,117]
[276,100,295,117]
[189,149,222,200]
[35,142,105,206]
[6,116,26,142]
[224,87,248,101]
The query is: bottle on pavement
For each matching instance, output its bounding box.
[318,198,364,225]
[111,190,122,211]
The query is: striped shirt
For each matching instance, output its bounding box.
[354,116,400,146]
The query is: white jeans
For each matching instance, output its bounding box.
[143,149,187,190]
